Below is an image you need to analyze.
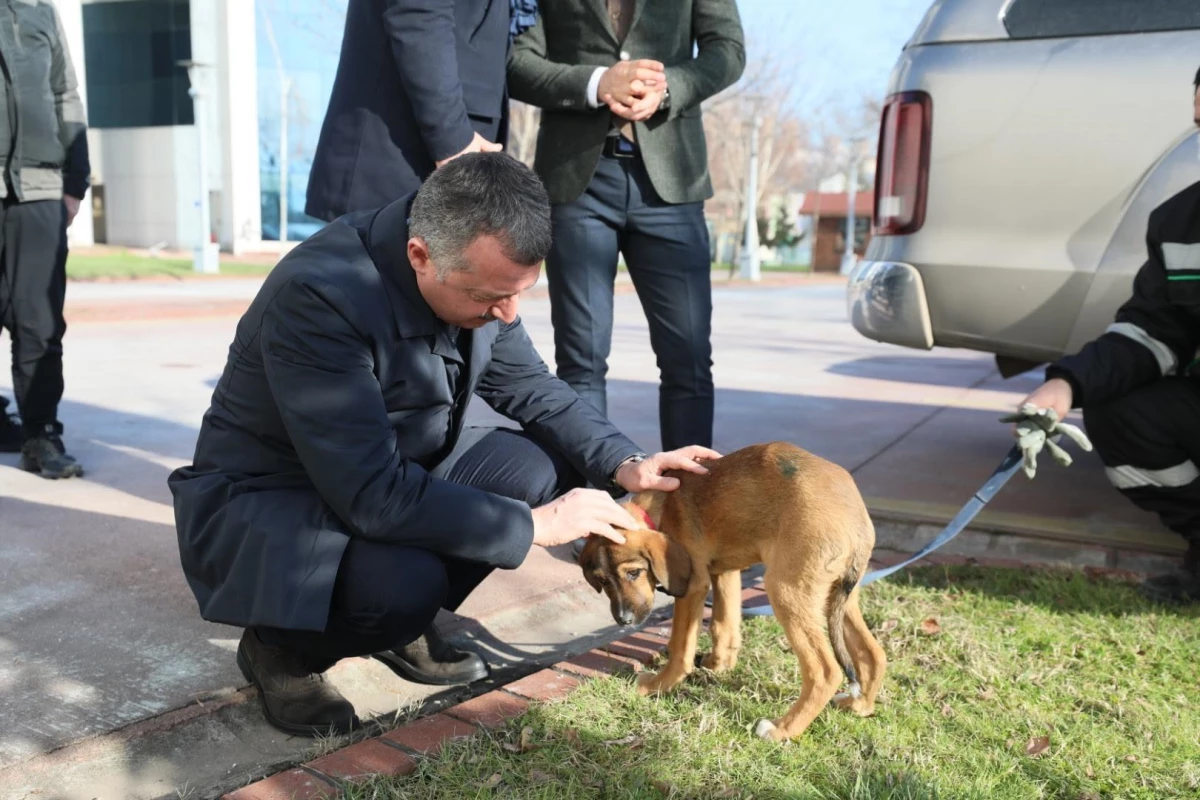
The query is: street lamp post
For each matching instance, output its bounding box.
[841,137,864,276]
[179,60,219,274]
[740,112,763,282]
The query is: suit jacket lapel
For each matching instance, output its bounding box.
[589,0,618,45]
[626,0,647,41]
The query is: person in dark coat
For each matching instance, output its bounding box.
[169,153,718,736]
[304,0,525,222]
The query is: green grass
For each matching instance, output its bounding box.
[345,566,1200,799]
[66,250,274,280]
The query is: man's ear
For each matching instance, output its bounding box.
[642,531,693,598]
[407,237,432,276]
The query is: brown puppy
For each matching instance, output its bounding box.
[578,442,886,742]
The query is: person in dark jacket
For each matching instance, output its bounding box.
[1016,66,1200,604]
[0,0,89,478]
[507,0,745,455]
[169,153,718,737]
[304,0,529,222]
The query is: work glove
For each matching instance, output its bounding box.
[998,403,1093,479]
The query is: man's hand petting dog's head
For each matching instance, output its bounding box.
[613,446,722,494]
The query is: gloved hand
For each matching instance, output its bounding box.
[998,403,1094,479]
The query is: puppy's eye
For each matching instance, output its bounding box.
[625,569,643,581]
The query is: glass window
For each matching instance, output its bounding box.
[1002,0,1200,39]
[83,0,194,129]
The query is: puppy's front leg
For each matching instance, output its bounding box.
[701,570,743,672]
[637,584,709,696]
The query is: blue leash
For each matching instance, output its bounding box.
[739,442,1028,617]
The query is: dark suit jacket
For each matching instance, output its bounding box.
[507,0,745,206]
[305,0,512,221]
[168,194,642,632]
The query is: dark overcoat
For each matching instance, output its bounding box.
[168,194,641,632]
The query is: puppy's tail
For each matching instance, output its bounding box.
[827,564,861,698]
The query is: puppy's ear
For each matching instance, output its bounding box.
[643,531,693,597]
[578,537,604,593]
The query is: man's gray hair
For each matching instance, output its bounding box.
[409,152,552,279]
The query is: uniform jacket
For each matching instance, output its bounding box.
[507,0,745,206]
[0,0,90,202]
[1048,180,1200,407]
[168,193,642,632]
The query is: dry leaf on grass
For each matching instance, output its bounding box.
[941,703,953,717]
[978,687,996,701]
[529,769,553,783]
[920,618,942,636]
[1085,766,1094,778]
[480,772,502,789]
[564,728,582,747]
[1025,736,1051,757]
[652,780,675,796]
[880,619,899,633]
[1125,755,1139,763]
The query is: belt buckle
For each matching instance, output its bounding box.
[609,135,636,159]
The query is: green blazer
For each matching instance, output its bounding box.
[507,0,746,206]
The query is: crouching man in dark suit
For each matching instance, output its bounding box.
[168,154,717,737]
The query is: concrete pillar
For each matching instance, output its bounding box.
[51,0,95,248]
[217,0,262,254]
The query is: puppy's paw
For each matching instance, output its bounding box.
[832,691,875,717]
[635,671,660,696]
[753,718,786,742]
[699,651,737,673]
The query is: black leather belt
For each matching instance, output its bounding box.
[603,135,637,159]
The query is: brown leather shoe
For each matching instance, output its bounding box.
[236,629,358,737]
[373,625,489,686]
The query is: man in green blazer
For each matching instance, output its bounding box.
[508,0,745,454]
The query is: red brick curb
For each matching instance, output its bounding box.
[218,585,769,800]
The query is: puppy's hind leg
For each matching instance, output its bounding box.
[833,589,886,717]
[752,584,842,742]
[700,569,742,673]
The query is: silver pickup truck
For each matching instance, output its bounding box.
[848,0,1200,376]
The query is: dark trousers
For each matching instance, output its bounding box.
[256,426,584,671]
[1083,378,1200,554]
[0,198,68,436]
[545,149,714,451]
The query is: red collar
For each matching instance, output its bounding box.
[630,505,655,530]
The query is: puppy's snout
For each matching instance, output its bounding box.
[616,608,634,626]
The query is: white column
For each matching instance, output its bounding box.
[52,0,94,247]
[217,0,262,254]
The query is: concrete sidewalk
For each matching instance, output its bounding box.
[0,277,1179,799]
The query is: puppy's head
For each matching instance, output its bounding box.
[578,527,693,627]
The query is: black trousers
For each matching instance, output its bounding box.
[545,149,714,451]
[256,426,584,672]
[1083,378,1200,550]
[0,198,68,436]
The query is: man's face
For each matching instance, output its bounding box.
[1194,86,1200,133]
[407,235,541,329]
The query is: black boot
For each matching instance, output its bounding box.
[19,424,83,479]
[236,629,358,737]
[0,398,21,454]
[1139,541,1200,605]
[373,624,489,686]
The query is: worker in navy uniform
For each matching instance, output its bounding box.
[1016,65,1200,604]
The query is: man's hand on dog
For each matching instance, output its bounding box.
[614,446,722,493]
[531,488,639,548]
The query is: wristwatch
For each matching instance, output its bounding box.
[660,86,671,112]
[609,452,648,490]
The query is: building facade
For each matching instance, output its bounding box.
[57,0,346,255]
